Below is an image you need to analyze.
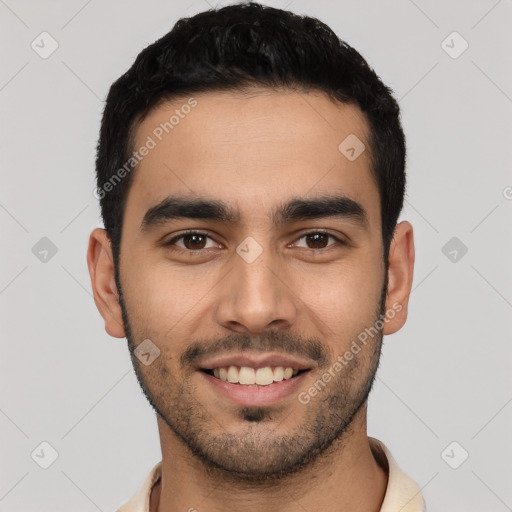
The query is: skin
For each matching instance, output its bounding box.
[87,89,414,512]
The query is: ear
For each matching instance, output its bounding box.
[87,228,126,338]
[383,221,415,335]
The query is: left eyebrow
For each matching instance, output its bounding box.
[140,194,369,232]
[272,195,369,229]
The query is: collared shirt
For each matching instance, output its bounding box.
[116,438,425,512]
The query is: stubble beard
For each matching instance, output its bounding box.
[117,278,386,483]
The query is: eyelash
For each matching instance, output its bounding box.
[164,230,345,252]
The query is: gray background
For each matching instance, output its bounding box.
[1,0,511,510]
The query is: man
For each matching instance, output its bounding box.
[87,3,422,511]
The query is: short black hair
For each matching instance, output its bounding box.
[95,2,406,273]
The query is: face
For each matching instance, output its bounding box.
[89,88,414,480]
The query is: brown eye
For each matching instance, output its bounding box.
[166,232,218,251]
[294,231,341,250]
[181,234,207,250]
[305,233,330,249]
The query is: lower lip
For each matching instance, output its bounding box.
[200,370,310,407]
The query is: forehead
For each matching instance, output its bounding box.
[125,89,380,229]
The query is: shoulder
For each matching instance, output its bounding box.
[369,438,426,512]
[115,461,162,512]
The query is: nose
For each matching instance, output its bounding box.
[214,242,298,334]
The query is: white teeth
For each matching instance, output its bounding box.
[227,366,239,383]
[255,367,274,385]
[273,366,284,382]
[209,365,301,385]
[283,367,294,379]
[239,367,256,385]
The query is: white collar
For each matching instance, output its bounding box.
[117,438,425,512]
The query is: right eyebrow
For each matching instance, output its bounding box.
[141,196,240,232]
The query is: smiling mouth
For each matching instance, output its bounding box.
[202,366,308,386]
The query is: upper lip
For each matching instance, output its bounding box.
[198,352,314,371]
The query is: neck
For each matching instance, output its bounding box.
[151,408,388,512]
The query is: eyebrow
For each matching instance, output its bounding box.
[140,194,368,231]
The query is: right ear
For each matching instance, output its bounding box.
[86,228,126,338]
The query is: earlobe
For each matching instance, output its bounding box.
[87,228,126,338]
[383,221,415,335]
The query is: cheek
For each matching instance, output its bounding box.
[121,258,215,341]
[298,258,383,342]
[125,255,193,304]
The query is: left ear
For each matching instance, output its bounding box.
[383,221,415,335]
